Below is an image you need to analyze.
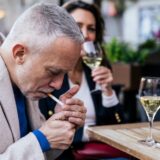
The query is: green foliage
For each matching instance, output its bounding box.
[103,38,155,64]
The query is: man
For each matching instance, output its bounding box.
[0,2,86,160]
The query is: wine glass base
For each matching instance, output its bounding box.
[155,142,160,149]
[138,138,155,147]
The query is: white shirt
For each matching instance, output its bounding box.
[69,72,119,141]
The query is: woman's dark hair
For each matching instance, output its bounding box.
[63,0,105,44]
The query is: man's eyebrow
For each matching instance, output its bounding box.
[47,67,67,74]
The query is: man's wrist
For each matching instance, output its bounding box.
[33,129,50,152]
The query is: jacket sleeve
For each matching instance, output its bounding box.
[91,91,126,125]
[0,132,62,160]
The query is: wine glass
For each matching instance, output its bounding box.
[138,77,160,146]
[82,41,103,93]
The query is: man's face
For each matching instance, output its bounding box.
[15,37,81,100]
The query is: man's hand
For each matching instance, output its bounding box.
[55,85,86,128]
[39,116,75,149]
[39,85,86,150]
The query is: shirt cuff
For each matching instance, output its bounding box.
[82,125,90,142]
[102,90,119,108]
[33,129,50,152]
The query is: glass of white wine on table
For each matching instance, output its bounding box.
[82,41,103,93]
[138,77,160,146]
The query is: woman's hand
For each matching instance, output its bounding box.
[92,66,113,96]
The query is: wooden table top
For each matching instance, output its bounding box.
[87,122,160,160]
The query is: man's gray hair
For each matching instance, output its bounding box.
[2,2,84,52]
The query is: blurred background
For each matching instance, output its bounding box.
[1,0,160,123]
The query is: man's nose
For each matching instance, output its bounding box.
[49,75,64,90]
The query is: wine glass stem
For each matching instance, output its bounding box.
[91,67,101,92]
[149,117,153,140]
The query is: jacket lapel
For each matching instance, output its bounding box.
[0,56,20,141]
[27,99,45,130]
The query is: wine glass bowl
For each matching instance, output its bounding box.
[82,41,102,70]
[138,77,160,146]
[140,96,160,119]
[82,41,103,93]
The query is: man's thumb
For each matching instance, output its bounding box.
[60,85,79,102]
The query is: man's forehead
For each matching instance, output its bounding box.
[41,37,81,72]
[51,38,81,64]
[52,37,82,53]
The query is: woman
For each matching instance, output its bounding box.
[39,0,128,159]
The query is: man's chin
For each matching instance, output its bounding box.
[29,96,40,101]
[25,93,47,100]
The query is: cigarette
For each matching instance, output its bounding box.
[47,93,64,107]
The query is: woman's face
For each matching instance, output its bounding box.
[70,8,96,42]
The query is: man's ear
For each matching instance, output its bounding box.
[12,44,27,64]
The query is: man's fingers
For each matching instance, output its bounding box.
[63,104,87,114]
[68,117,84,127]
[65,98,83,105]
[50,110,86,121]
[49,112,67,121]
[60,85,79,102]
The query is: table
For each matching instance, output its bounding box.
[87,122,160,160]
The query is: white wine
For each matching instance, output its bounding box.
[140,96,160,117]
[82,56,102,69]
